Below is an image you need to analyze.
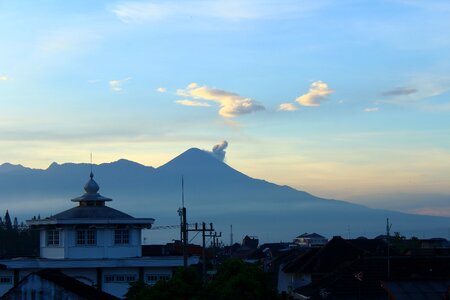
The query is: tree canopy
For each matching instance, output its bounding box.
[126,259,278,300]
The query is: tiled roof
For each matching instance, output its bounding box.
[296,232,326,239]
[294,256,450,298]
[283,236,368,273]
[50,205,133,220]
[1,270,120,300]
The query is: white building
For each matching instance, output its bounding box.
[293,233,328,248]
[0,172,198,298]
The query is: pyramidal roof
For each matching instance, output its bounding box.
[27,173,154,227]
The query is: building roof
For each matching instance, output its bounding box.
[50,205,133,219]
[294,256,450,299]
[26,172,154,227]
[0,256,200,269]
[283,236,367,273]
[1,270,119,300]
[381,280,449,300]
[296,232,326,239]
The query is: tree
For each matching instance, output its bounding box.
[207,259,277,300]
[4,210,12,230]
[125,267,203,300]
[126,260,278,300]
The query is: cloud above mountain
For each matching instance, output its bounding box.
[278,103,299,111]
[176,99,211,107]
[176,83,265,118]
[209,140,228,162]
[295,81,334,107]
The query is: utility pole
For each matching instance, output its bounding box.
[386,218,392,279]
[188,222,215,283]
[179,177,188,269]
[210,231,222,271]
[182,207,188,268]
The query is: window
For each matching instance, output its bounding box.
[145,274,170,285]
[0,276,12,284]
[114,229,130,245]
[104,274,136,283]
[46,230,60,246]
[76,229,96,245]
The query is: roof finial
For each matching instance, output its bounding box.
[90,152,93,178]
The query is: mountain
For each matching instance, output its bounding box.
[0,148,448,243]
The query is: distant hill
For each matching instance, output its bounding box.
[0,148,448,243]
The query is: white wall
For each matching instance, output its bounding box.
[102,267,139,298]
[41,227,141,259]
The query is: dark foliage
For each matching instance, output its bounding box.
[126,260,278,300]
[0,211,40,258]
[125,267,203,300]
[206,259,278,300]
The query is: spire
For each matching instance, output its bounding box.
[84,172,100,194]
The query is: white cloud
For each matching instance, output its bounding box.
[0,75,9,81]
[109,77,131,92]
[295,81,334,107]
[176,83,264,118]
[278,103,299,111]
[157,87,167,93]
[176,99,211,107]
[364,107,379,112]
[111,1,327,24]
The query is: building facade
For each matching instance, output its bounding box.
[0,173,198,298]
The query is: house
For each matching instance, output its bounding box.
[0,172,198,298]
[293,233,327,248]
[279,236,450,299]
[1,270,119,300]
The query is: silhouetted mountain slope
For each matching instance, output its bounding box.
[0,148,448,242]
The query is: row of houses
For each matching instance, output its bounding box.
[0,171,448,299]
[227,234,449,299]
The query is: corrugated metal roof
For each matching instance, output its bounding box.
[0,256,199,269]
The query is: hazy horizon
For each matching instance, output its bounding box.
[1,147,449,219]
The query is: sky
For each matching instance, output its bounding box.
[1,0,450,216]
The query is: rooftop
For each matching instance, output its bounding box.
[26,172,154,227]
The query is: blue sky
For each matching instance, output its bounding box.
[1,0,450,216]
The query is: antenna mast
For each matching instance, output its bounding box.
[182,176,185,208]
[230,224,233,246]
[181,176,188,268]
[386,218,392,238]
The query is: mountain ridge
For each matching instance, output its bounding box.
[0,148,448,242]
